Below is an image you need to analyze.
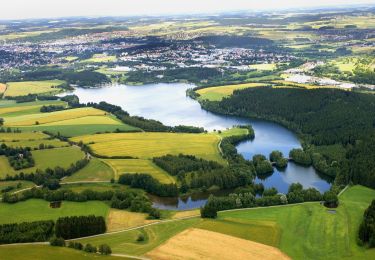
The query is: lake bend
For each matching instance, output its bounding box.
[67,83,331,209]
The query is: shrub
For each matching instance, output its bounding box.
[50,237,65,247]
[98,244,112,255]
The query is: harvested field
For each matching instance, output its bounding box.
[146,228,290,260]
[107,209,157,232]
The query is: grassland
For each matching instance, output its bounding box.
[107,209,158,232]
[0,100,67,117]
[0,180,35,194]
[197,82,267,101]
[0,131,68,149]
[71,132,223,163]
[69,185,374,259]
[146,228,289,260]
[0,245,122,260]
[75,218,200,256]
[217,185,375,259]
[59,183,130,193]
[62,158,114,182]
[4,107,106,126]
[4,80,65,97]
[103,159,175,184]
[0,146,85,178]
[0,199,109,224]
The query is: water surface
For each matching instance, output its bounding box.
[69,83,331,209]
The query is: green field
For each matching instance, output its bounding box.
[0,245,122,260]
[75,218,200,256]
[217,185,375,259]
[71,132,223,163]
[0,199,110,224]
[0,146,86,178]
[82,54,117,63]
[0,131,68,149]
[0,180,35,195]
[4,107,106,126]
[59,183,131,193]
[71,185,375,259]
[62,158,114,182]
[103,159,175,184]
[197,82,267,101]
[0,100,67,117]
[4,80,65,97]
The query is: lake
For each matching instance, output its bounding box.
[68,83,331,209]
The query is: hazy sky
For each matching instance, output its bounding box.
[2,0,374,20]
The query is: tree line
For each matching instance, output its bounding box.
[0,143,34,170]
[358,200,375,248]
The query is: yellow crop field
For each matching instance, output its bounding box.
[103,158,175,183]
[197,83,267,101]
[4,80,66,97]
[0,100,67,116]
[4,107,106,126]
[146,228,290,260]
[0,83,6,94]
[107,209,158,232]
[0,132,49,141]
[43,115,122,126]
[249,63,277,71]
[82,54,117,63]
[71,132,223,163]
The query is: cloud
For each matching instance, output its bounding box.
[2,0,374,20]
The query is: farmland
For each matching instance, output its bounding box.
[3,80,65,97]
[0,100,66,117]
[0,199,109,224]
[197,82,268,101]
[103,159,175,183]
[0,245,121,260]
[71,132,224,163]
[62,158,114,182]
[146,228,289,260]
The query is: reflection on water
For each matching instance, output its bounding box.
[68,83,332,210]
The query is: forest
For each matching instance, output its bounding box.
[200,87,375,189]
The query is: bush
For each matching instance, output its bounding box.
[50,237,65,247]
[84,243,97,253]
[137,234,145,242]
[358,200,375,247]
[98,244,112,255]
[323,191,338,208]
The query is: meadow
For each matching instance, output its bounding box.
[71,185,374,259]
[103,159,175,184]
[62,158,114,182]
[0,199,109,224]
[0,100,67,117]
[197,82,268,101]
[71,132,223,163]
[0,146,86,178]
[0,245,121,260]
[3,80,65,97]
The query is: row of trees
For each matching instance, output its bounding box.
[118,174,178,197]
[51,239,112,255]
[201,182,335,218]
[153,154,222,176]
[1,159,89,186]
[358,200,375,247]
[88,101,205,133]
[0,220,54,244]
[55,215,106,239]
[40,105,66,113]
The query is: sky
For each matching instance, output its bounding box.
[2,0,374,20]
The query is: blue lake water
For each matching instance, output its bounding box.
[69,83,331,209]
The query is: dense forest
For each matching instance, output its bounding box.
[358,200,375,247]
[200,87,375,189]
